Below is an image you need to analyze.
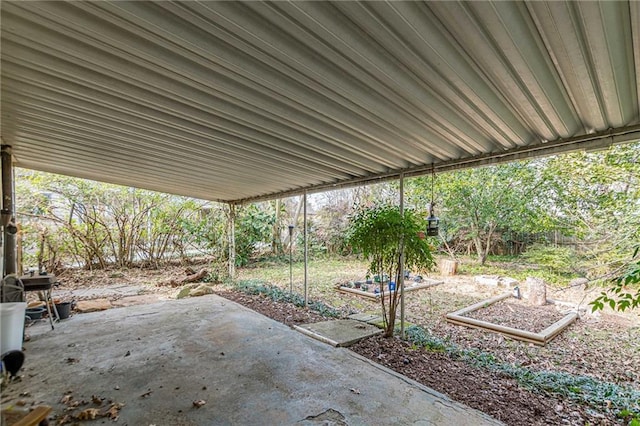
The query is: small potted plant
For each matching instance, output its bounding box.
[365,274,373,284]
[361,283,369,292]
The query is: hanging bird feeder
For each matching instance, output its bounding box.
[426,205,439,236]
[426,167,439,237]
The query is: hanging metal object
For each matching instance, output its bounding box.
[426,166,439,237]
[426,208,439,236]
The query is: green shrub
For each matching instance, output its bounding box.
[522,244,576,274]
[231,279,341,318]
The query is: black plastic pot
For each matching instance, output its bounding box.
[55,302,72,320]
[26,307,46,320]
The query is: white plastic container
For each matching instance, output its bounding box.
[0,302,26,355]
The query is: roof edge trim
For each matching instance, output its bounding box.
[232,124,640,204]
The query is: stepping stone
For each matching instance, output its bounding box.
[348,313,379,322]
[294,319,382,347]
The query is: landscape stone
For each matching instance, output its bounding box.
[190,284,214,297]
[175,287,191,299]
[526,277,547,306]
[75,299,112,313]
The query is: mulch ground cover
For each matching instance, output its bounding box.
[216,288,627,426]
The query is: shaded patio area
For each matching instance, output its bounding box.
[2,295,502,425]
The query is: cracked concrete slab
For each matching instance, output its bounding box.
[3,295,503,425]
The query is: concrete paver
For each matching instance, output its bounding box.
[294,319,383,347]
[3,295,503,425]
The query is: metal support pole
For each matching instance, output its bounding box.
[288,224,294,294]
[2,145,17,276]
[399,173,406,339]
[303,191,308,307]
[228,203,236,280]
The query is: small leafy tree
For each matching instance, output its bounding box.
[235,204,276,266]
[347,204,435,337]
[591,245,640,312]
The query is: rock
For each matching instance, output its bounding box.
[526,277,547,306]
[175,287,191,299]
[499,277,519,287]
[75,299,112,313]
[189,284,214,297]
[474,275,501,286]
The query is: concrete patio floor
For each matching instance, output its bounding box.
[2,295,503,425]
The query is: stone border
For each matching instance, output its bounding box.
[445,292,578,346]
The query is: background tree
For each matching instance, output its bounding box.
[408,161,554,264]
[541,143,640,279]
[347,204,435,337]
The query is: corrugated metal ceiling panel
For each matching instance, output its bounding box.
[1,1,638,203]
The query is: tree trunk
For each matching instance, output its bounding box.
[439,258,458,276]
[473,235,486,265]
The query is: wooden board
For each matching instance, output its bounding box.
[2,405,52,426]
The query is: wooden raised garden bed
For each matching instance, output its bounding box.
[445,292,578,346]
[337,278,443,300]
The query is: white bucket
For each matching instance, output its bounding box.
[0,302,26,355]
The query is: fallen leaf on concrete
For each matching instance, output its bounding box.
[192,399,206,408]
[140,390,153,398]
[66,357,79,364]
[349,388,360,395]
[77,408,100,420]
[102,402,124,420]
[16,400,27,406]
[56,414,72,425]
[92,395,105,405]
[60,394,72,404]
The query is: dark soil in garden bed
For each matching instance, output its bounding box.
[464,298,567,333]
[215,288,621,426]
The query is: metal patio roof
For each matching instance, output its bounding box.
[1,1,639,203]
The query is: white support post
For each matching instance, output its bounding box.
[399,173,406,339]
[303,191,308,307]
[228,203,236,280]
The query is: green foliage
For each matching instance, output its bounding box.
[455,255,575,288]
[521,244,576,274]
[409,161,554,264]
[231,279,341,317]
[591,246,640,312]
[618,410,640,425]
[235,204,277,266]
[405,325,640,412]
[17,170,219,270]
[346,204,434,336]
[542,143,640,277]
